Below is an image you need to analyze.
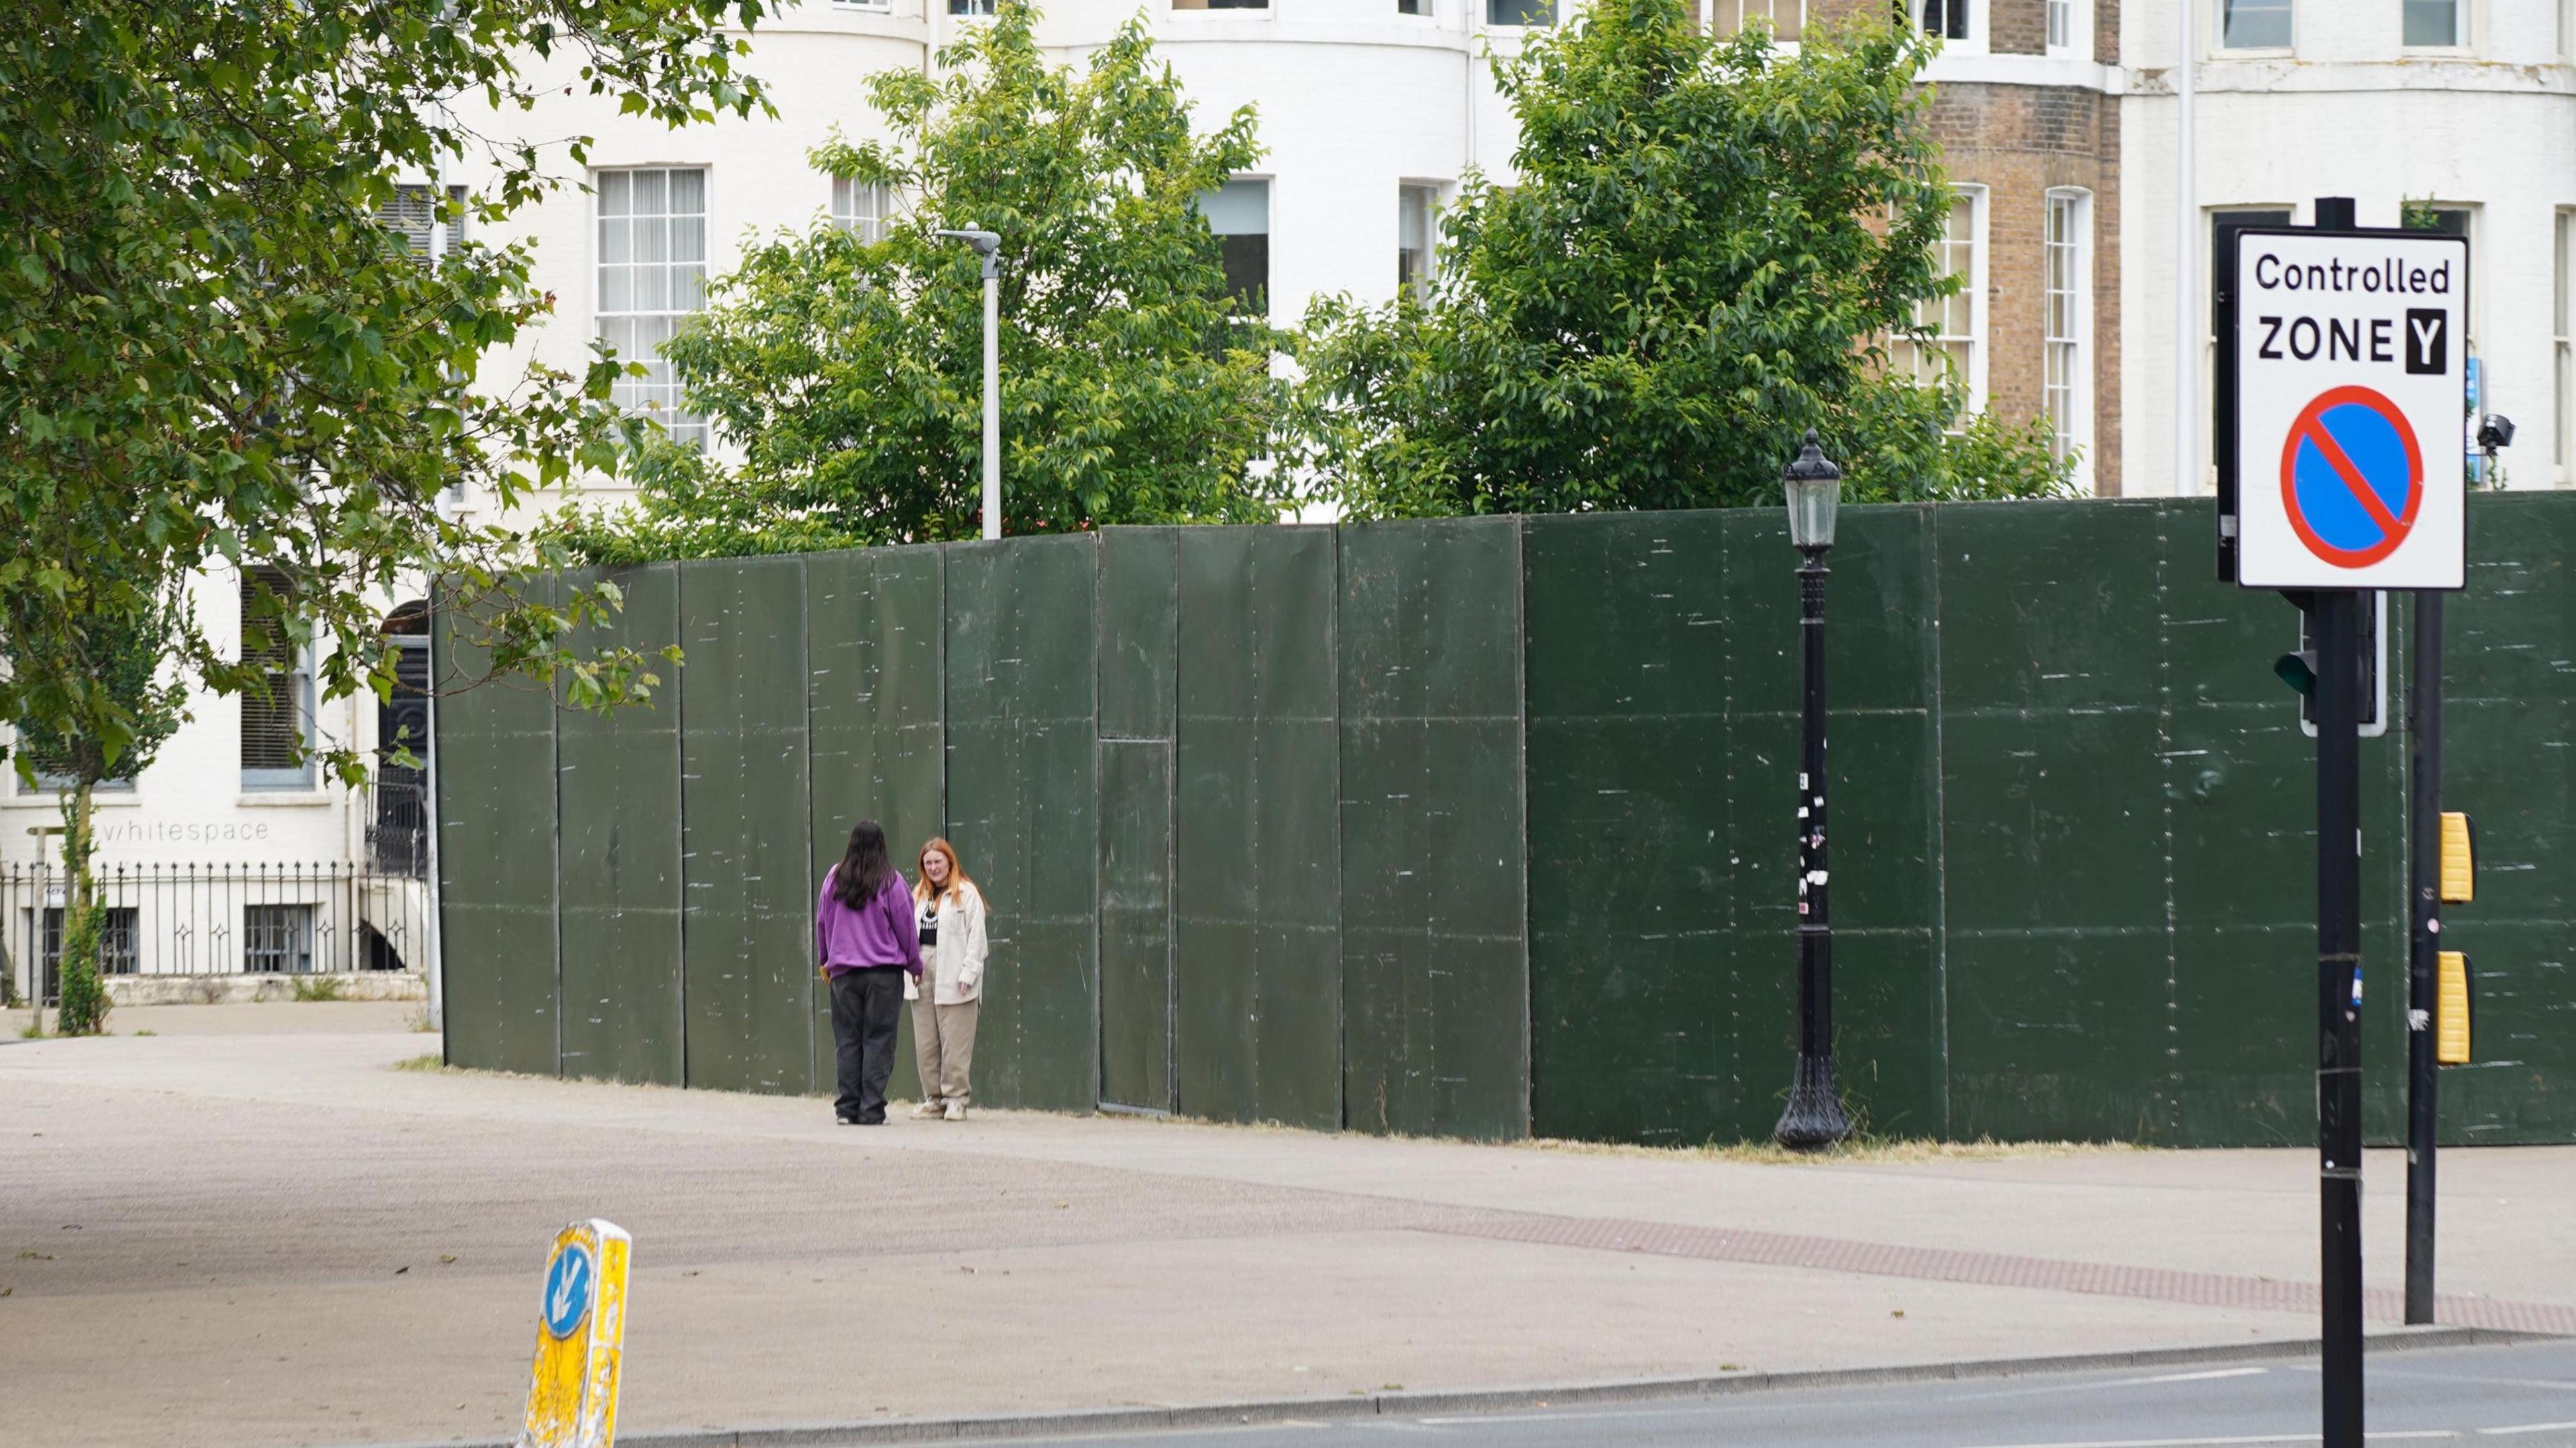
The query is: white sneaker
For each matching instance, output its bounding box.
[911,1099,947,1119]
[943,1101,969,1121]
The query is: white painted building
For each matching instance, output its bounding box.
[463,0,1552,486]
[0,568,436,1005]
[2121,0,2576,496]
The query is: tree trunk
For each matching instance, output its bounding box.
[54,783,110,1037]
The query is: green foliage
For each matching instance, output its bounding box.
[1285,0,2072,517]
[11,577,187,794]
[292,976,350,1003]
[565,6,1285,560]
[52,792,111,1037]
[0,0,770,787]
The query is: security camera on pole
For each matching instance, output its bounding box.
[2218,197,2468,1448]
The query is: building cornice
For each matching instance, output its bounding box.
[2128,59,2576,98]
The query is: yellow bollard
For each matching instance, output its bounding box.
[517,1219,631,1448]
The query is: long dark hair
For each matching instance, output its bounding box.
[832,820,896,908]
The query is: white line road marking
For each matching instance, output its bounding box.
[1947,1422,2452,1432]
[1954,1367,2271,1402]
[2477,1423,2576,1437]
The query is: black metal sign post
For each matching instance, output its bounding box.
[2404,591,2444,1323]
[2313,586,2367,1447]
[2224,194,2474,1448]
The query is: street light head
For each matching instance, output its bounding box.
[934,227,1002,280]
[1783,428,1843,551]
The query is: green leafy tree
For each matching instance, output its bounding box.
[7,563,186,1036]
[566,5,1284,561]
[0,0,769,795]
[1284,0,2071,518]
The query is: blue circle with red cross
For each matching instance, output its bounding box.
[2279,385,2424,569]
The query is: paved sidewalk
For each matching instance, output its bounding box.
[0,1005,2569,1447]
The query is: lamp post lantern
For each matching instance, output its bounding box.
[934,227,1003,541]
[1774,429,1855,1151]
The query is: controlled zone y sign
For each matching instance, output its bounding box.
[2235,228,2467,591]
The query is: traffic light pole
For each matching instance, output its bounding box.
[2405,592,2445,1323]
[2314,588,2367,1448]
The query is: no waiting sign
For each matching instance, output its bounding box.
[2233,228,2468,591]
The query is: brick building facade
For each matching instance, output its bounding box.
[1818,0,2127,493]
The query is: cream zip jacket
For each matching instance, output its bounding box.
[916,881,990,1005]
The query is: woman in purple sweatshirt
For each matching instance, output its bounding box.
[816,820,923,1125]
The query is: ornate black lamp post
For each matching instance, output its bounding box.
[1774,430,1855,1151]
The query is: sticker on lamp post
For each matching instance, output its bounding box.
[518,1219,630,1448]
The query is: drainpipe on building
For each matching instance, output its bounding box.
[2176,0,2198,497]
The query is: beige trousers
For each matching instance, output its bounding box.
[910,996,980,1105]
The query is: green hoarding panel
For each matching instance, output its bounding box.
[1937,502,2175,1141]
[806,546,946,1101]
[433,576,560,1077]
[2161,502,2346,1147]
[679,557,815,1096]
[946,535,1098,1111]
[1099,530,1179,742]
[1176,528,1256,1121]
[1524,511,1735,1145]
[1248,527,1342,1130]
[1339,518,1527,1140]
[2442,495,2576,1142]
[1097,530,1177,1111]
[1174,526,1342,1128]
[556,565,685,1087]
[1098,740,1173,1109]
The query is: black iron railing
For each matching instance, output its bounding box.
[0,860,431,1005]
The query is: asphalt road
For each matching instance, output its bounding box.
[957,1341,2576,1448]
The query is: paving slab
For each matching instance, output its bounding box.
[0,1007,2567,1447]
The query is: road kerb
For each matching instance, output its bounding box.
[346,1323,2558,1448]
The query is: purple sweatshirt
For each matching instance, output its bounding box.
[815,867,924,977]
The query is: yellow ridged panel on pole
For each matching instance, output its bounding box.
[2437,952,2471,1066]
[2440,812,2475,904]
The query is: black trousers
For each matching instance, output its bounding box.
[828,966,906,1122]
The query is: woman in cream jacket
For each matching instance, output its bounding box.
[908,837,990,1120]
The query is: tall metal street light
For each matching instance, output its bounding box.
[934,227,1003,541]
[1774,429,1856,1151]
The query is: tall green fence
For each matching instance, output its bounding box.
[435,496,2576,1146]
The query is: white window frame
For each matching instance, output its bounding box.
[831,177,895,243]
[2045,0,2090,58]
[243,903,317,975]
[2557,210,2573,484]
[593,166,711,451]
[1397,182,1444,302]
[1894,186,1988,419]
[1483,0,1556,27]
[1907,0,1982,52]
[2043,188,2094,490]
[2216,0,2293,52]
[239,571,317,794]
[2400,0,2468,51]
[831,0,892,12]
[1707,0,1803,40]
